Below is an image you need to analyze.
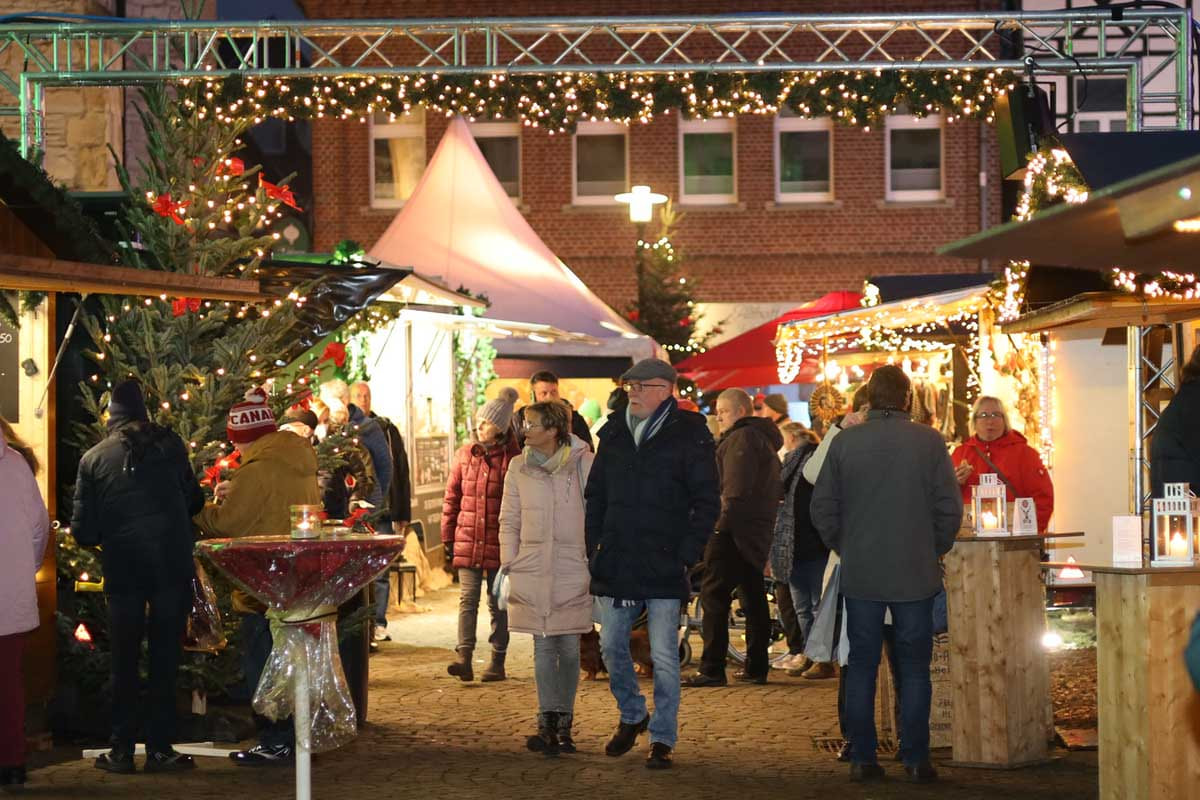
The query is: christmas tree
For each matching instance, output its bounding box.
[55,85,350,713]
[624,201,720,365]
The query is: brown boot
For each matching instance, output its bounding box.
[447,649,474,682]
[802,661,836,679]
[480,650,507,682]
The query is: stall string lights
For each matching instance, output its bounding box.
[186,69,1015,133]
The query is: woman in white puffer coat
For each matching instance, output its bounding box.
[499,401,594,757]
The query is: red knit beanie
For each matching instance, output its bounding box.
[227,387,277,445]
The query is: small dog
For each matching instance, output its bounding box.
[579,626,657,679]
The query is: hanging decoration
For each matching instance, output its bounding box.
[188,68,1015,133]
[171,297,202,317]
[151,193,190,225]
[260,175,303,211]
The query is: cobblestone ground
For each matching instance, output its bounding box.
[27,586,1098,799]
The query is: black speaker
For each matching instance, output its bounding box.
[996,84,1054,179]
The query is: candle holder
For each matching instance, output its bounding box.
[971,474,1008,535]
[290,504,322,540]
[1151,483,1198,566]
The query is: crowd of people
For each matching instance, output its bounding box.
[13,345,1200,790]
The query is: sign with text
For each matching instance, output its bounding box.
[0,320,17,423]
[1112,515,1143,565]
[413,435,452,561]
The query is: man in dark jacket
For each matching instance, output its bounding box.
[350,381,411,643]
[1150,343,1200,496]
[517,370,593,451]
[585,358,719,770]
[685,388,782,687]
[71,380,204,775]
[810,365,961,784]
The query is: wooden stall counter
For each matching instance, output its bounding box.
[944,532,1083,769]
[1044,561,1200,800]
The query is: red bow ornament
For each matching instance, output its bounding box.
[259,175,303,211]
[201,452,241,486]
[171,297,202,317]
[217,157,246,177]
[319,341,347,368]
[152,193,190,225]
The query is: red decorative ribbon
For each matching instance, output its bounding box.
[201,452,241,486]
[152,194,190,225]
[259,175,303,211]
[217,157,246,176]
[318,341,347,368]
[171,297,202,317]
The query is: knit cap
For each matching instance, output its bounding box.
[478,386,519,431]
[228,387,277,445]
[107,380,149,426]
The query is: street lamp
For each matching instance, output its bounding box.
[614,185,667,314]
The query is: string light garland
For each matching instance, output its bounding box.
[187,69,1015,132]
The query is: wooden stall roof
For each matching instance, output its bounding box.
[1000,291,1200,333]
[0,253,266,301]
[938,152,1200,270]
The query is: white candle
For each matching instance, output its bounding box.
[1169,532,1188,558]
[981,510,999,530]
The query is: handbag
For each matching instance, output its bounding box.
[492,566,511,611]
[802,562,842,663]
[971,445,1018,497]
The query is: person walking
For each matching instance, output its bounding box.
[194,387,321,767]
[71,381,205,774]
[586,359,719,769]
[350,381,412,644]
[0,418,49,791]
[684,388,782,687]
[499,402,594,756]
[441,388,520,683]
[811,366,961,783]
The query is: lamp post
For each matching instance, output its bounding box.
[615,185,667,316]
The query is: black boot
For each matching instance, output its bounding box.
[555,713,577,754]
[525,712,559,756]
[480,650,506,682]
[447,649,474,682]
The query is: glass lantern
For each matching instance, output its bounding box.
[1151,483,1198,566]
[290,504,322,540]
[972,474,1008,535]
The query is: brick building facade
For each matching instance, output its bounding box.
[300,1,1007,315]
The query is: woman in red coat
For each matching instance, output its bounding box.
[952,396,1054,532]
[441,387,521,683]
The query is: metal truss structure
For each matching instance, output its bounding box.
[1129,325,1183,515]
[0,8,1194,152]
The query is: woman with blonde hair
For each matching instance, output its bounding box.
[951,396,1054,532]
[0,417,50,790]
[499,401,594,755]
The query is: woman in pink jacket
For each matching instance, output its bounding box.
[0,417,49,792]
[441,388,521,682]
[499,401,594,756]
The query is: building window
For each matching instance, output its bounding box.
[370,108,426,208]
[470,120,521,198]
[886,115,943,201]
[775,112,832,202]
[1074,76,1128,132]
[680,118,736,203]
[573,121,628,204]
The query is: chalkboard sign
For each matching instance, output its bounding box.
[0,319,17,423]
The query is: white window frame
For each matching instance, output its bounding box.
[885,114,944,202]
[368,108,426,209]
[469,120,522,199]
[678,117,737,205]
[572,120,629,205]
[774,115,834,203]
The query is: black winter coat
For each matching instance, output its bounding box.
[585,405,719,600]
[1151,380,1200,497]
[785,442,828,562]
[373,413,413,523]
[715,416,784,570]
[71,422,204,595]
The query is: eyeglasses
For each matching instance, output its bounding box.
[974,411,1004,420]
[622,381,671,393]
[522,422,546,431]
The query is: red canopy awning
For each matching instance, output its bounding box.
[677,291,862,391]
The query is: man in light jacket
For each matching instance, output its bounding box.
[810,366,960,784]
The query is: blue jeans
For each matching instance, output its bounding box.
[788,554,829,646]
[597,597,682,748]
[374,573,390,627]
[844,595,935,767]
[533,634,580,715]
